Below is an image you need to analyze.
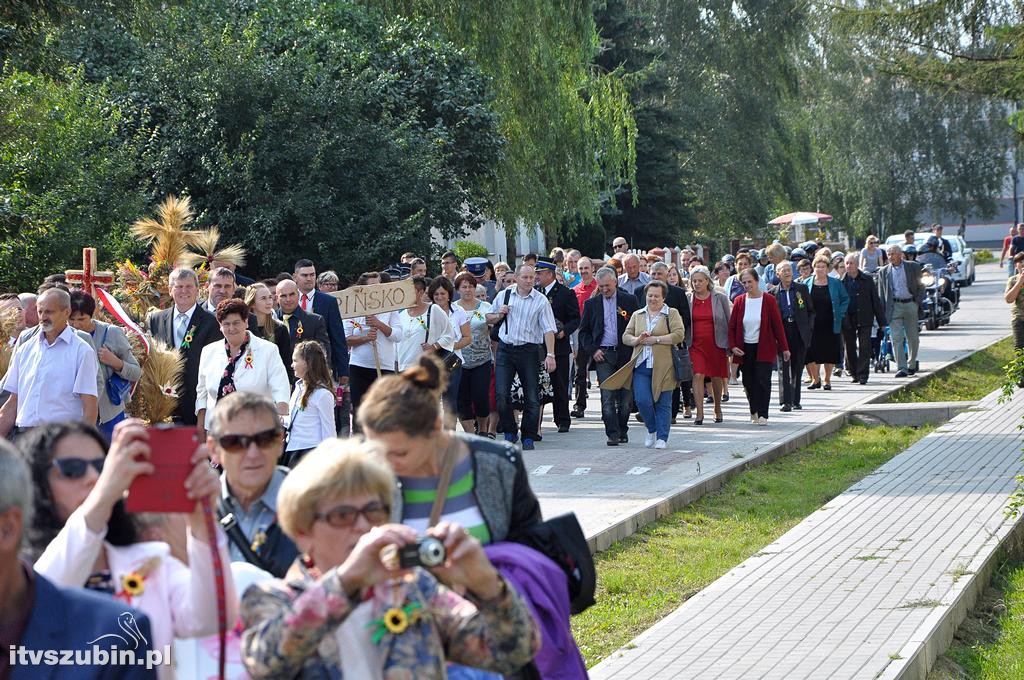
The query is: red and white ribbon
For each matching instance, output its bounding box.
[95,288,151,355]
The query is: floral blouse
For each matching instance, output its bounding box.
[240,562,540,679]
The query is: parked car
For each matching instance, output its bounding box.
[884,233,976,285]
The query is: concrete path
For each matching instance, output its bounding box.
[589,384,1024,680]
[528,264,1012,549]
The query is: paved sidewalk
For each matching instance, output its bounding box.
[590,386,1024,680]
[531,264,1012,548]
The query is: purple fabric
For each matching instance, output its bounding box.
[484,542,589,680]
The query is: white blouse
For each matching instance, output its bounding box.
[743,295,763,344]
[396,305,454,371]
[343,311,404,371]
[285,383,336,451]
[195,333,291,429]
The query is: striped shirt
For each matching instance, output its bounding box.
[399,455,491,544]
[497,287,556,346]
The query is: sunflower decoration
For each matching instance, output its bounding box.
[116,556,160,603]
[368,601,423,644]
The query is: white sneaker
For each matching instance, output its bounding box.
[729,377,739,386]
[644,432,656,448]
[750,414,758,424]
[654,439,667,449]
[757,417,768,426]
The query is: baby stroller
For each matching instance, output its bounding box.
[875,325,894,373]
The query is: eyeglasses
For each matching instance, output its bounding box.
[313,501,390,529]
[614,243,628,250]
[216,427,282,452]
[52,457,104,479]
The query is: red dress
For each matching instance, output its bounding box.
[690,296,729,378]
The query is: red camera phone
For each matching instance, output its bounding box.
[124,425,197,514]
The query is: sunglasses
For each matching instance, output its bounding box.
[216,427,282,452]
[614,243,628,249]
[52,457,104,479]
[314,501,390,529]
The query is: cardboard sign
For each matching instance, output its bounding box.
[330,278,418,319]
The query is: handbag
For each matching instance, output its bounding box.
[515,512,596,615]
[489,288,513,342]
[426,304,463,373]
[669,345,687,382]
[100,326,132,406]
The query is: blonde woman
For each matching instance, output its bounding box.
[246,283,294,384]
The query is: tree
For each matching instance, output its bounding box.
[363,0,639,232]
[64,0,505,277]
[0,66,146,291]
[592,0,697,251]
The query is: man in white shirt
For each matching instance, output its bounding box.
[0,288,98,439]
[202,267,237,313]
[486,265,556,450]
[618,253,651,296]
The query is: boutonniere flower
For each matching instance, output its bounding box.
[617,308,628,320]
[796,293,805,309]
[369,601,425,644]
[296,320,304,338]
[351,320,364,332]
[181,324,197,349]
[244,349,254,369]
[115,556,160,603]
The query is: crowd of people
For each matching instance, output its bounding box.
[0,221,1015,679]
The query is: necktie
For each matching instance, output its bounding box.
[301,293,308,311]
[283,313,292,323]
[174,313,188,347]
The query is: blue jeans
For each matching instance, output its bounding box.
[495,342,541,441]
[98,410,126,443]
[632,365,671,441]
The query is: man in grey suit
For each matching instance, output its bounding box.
[877,245,923,377]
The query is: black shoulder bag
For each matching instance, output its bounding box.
[489,288,513,342]
[426,304,463,373]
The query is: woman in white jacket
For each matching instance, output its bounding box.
[195,298,291,439]
[21,419,237,680]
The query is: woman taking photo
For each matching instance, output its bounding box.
[196,298,291,439]
[68,291,142,440]
[23,420,235,679]
[454,272,493,436]
[246,282,293,384]
[284,341,337,467]
[396,276,454,372]
[429,277,471,425]
[727,269,790,425]
[344,271,402,416]
[239,439,540,679]
[687,266,731,424]
[603,280,685,449]
[802,255,850,391]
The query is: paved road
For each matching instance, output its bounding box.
[589,367,1024,679]
[527,264,1013,543]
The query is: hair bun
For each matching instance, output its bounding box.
[403,354,447,394]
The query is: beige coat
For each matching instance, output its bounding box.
[601,306,686,400]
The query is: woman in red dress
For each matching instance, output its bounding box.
[687,266,732,423]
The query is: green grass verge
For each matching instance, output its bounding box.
[889,337,1015,403]
[572,423,931,667]
[974,249,994,264]
[941,559,1024,678]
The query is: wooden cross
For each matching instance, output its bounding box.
[65,247,115,298]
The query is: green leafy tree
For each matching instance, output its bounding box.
[0,66,145,291]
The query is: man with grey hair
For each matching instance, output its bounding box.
[0,288,98,439]
[842,252,886,385]
[579,267,639,445]
[618,253,650,296]
[0,442,156,679]
[877,245,923,377]
[17,293,38,328]
[201,266,238,313]
[147,267,222,424]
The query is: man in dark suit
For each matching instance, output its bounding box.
[579,267,639,445]
[147,268,221,425]
[0,443,156,680]
[293,259,349,383]
[769,261,814,411]
[535,257,580,433]
[274,279,331,368]
[878,245,923,377]
[842,254,886,385]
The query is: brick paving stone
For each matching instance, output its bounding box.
[590,384,1024,680]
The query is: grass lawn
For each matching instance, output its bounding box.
[572,423,931,667]
[889,336,1015,403]
[939,559,1024,679]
